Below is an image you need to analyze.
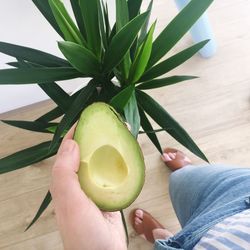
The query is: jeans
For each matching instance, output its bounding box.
[154,164,250,250]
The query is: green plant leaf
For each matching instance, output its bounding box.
[116,0,129,30]
[6,62,21,68]
[102,2,111,42]
[49,0,86,46]
[137,90,208,161]
[58,41,100,75]
[129,39,138,63]
[129,22,156,84]
[128,0,143,20]
[124,91,140,137]
[110,85,135,111]
[70,0,87,39]
[35,88,84,123]
[39,83,72,111]
[138,0,153,45]
[148,0,213,67]
[33,71,78,112]
[97,0,108,50]
[103,12,148,73]
[137,75,198,90]
[129,0,153,62]
[32,0,64,38]
[7,61,42,68]
[0,42,69,67]
[25,191,52,231]
[79,0,102,57]
[46,125,68,137]
[108,24,117,46]
[50,81,96,151]
[36,106,64,123]
[0,67,82,85]
[120,210,129,246]
[138,106,162,153]
[1,120,57,133]
[0,141,60,174]
[14,58,72,111]
[139,128,165,134]
[116,0,131,79]
[141,40,209,81]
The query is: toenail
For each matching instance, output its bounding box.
[169,153,176,159]
[162,153,172,162]
[135,209,143,218]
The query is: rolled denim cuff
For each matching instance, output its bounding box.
[154,238,183,250]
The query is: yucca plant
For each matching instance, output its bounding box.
[0,0,213,231]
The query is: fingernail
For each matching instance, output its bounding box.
[59,139,76,154]
[135,209,143,218]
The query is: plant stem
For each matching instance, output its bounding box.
[120,210,129,246]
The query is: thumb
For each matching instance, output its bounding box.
[54,139,80,172]
[50,139,84,205]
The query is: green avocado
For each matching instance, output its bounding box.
[74,102,145,211]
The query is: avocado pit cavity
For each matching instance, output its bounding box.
[88,145,128,188]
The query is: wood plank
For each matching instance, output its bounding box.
[1,231,62,250]
[0,188,58,249]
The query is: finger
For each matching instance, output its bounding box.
[50,139,84,204]
[55,138,80,172]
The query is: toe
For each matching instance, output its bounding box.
[135,209,144,219]
[162,148,192,171]
[131,209,167,244]
[162,153,172,162]
[135,217,142,225]
[168,152,176,159]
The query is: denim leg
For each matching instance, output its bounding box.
[169,164,240,227]
[157,165,250,250]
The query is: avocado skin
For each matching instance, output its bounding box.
[74,102,145,211]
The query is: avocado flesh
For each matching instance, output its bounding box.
[74,102,145,211]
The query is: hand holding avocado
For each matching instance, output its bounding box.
[50,126,127,250]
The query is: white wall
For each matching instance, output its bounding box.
[0,0,116,114]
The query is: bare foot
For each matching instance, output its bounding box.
[161,148,191,171]
[131,209,173,243]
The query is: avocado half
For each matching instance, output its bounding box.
[74,102,145,211]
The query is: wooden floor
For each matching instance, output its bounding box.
[1,0,250,249]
